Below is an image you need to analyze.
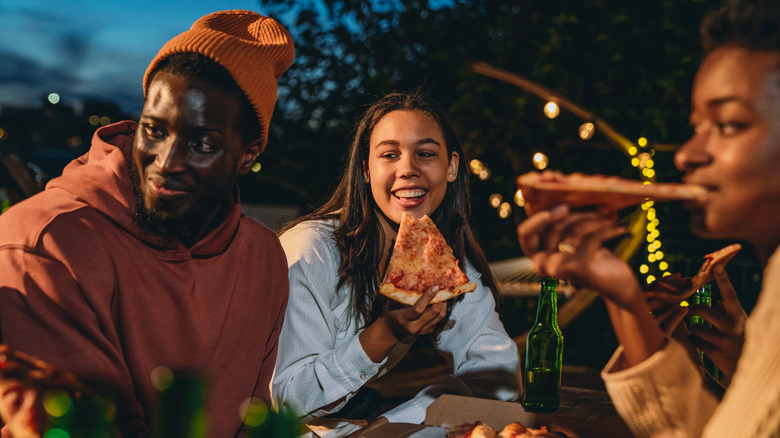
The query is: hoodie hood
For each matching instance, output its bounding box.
[47,121,242,257]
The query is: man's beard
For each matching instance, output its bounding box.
[128,159,233,247]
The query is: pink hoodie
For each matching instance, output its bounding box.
[0,121,289,437]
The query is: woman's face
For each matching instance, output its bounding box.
[365,109,459,227]
[675,46,780,258]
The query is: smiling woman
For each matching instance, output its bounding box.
[272,92,519,437]
[366,109,459,235]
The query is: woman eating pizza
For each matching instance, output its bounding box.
[516,0,780,436]
[272,92,519,437]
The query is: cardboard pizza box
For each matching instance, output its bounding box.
[354,389,634,438]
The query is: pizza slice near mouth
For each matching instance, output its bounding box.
[378,212,477,306]
[516,170,707,215]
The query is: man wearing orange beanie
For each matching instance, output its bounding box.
[0,10,294,437]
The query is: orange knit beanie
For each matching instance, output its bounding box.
[143,10,295,152]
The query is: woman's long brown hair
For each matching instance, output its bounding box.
[280,92,499,327]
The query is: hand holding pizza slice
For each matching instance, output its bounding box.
[643,243,742,310]
[379,213,477,306]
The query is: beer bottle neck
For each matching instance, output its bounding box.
[534,277,559,327]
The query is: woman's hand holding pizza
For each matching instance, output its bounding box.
[688,264,746,385]
[383,286,447,342]
[359,286,447,363]
[516,204,642,310]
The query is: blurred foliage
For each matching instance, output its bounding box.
[247,0,721,262]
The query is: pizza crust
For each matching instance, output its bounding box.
[516,170,707,215]
[379,281,477,306]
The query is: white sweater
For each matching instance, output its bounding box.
[602,247,780,437]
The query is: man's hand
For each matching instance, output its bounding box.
[0,345,89,438]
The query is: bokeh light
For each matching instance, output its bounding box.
[43,389,73,417]
[532,152,548,170]
[578,122,595,140]
[514,189,525,207]
[43,428,69,438]
[151,366,174,391]
[240,398,269,428]
[543,101,560,119]
[489,193,503,208]
[498,202,512,219]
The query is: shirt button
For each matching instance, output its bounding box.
[360,373,367,380]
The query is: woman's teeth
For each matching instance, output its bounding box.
[394,189,426,199]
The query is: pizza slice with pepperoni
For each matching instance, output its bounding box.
[378,213,476,306]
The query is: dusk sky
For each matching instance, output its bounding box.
[0,0,272,117]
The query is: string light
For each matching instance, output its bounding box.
[484,97,672,283]
[469,159,492,180]
[489,193,503,208]
[498,202,512,218]
[578,122,595,140]
[532,152,548,170]
[543,101,560,119]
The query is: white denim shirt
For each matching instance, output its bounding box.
[272,219,519,437]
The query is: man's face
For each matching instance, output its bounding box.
[675,46,780,257]
[131,71,257,243]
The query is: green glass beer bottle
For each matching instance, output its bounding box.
[690,283,720,382]
[523,277,564,412]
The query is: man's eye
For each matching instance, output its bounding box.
[190,141,217,154]
[380,153,397,159]
[142,124,165,139]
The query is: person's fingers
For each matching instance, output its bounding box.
[412,286,440,314]
[417,305,447,334]
[656,306,688,336]
[572,219,626,256]
[420,302,447,326]
[541,211,611,255]
[517,204,569,255]
[712,264,746,320]
[687,304,726,328]
[689,324,721,348]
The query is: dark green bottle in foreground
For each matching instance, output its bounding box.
[690,283,721,382]
[523,277,564,412]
